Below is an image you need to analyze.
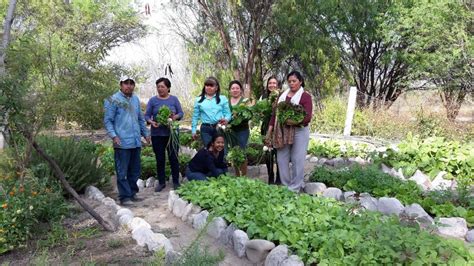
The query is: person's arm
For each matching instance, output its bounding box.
[206,152,221,177]
[144,98,153,123]
[191,98,200,135]
[137,99,150,140]
[299,92,313,126]
[174,96,184,120]
[104,98,121,146]
[221,96,232,123]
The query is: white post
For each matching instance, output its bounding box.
[343,86,357,136]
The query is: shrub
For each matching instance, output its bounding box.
[177,176,472,264]
[0,173,68,254]
[29,136,108,193]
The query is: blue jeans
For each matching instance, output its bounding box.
[114,148,141,201]
[233,128,249,148]
[200,124,217,147]
[152,135,180,186]
[185,166,226,181]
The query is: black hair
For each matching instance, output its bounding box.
[287,71,305,88]
[120,79,135,85]
[262,76,280,99]
[228,80,243,94]
[156,77,171,93]
[198,77,221,104]
[206,133,225,149]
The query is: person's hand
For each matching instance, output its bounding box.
[150,120,159,127]
[171,114,180,121]
[285,119,299,126]
[145,136,151,144]
[192,133,198,140]
[219,118,228,125]
[112,136,121,146]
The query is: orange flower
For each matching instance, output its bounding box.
[1,203,7,209]
[9,191,14,197]
[31,191,37,197]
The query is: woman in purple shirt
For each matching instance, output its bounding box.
[145,77,184,192]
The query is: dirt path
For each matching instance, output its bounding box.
[128,184,256,266]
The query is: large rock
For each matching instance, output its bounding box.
[119,214,134,226]
[219,223,237,247]
[168,191,178,211]
[437,217,468,239]
[245,239,276,263]
[318,158,328,165]
[101,197,120,212]
[359,193,378,211]
[322,187,343,201]
[130,217,151,231]
[431,171,453,190]
[281,255,304,266]
[145,177,156,188]
[348,157,367,165]
[304,182,327,195]
[85,186,105,201]
[264,245,288,266]
[172,198,188,218]
[192,210,209,230]
[132,226,154,247]
[185,205,202,225]
[93,205,119,231]
[136,179,145,190]
[148,233,173,253]
[409,170,432,191]
[343,191,357,203]
[465,230,474,243]
[377,197,404,215]
[207,217,227,239]
[232,230,249,258]
[309,156,319,163]
[400,203,433,226]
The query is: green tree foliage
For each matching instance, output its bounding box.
[385,0,473,120]
[0,0,146,132]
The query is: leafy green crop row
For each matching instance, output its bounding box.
[310,165,474,225]
[177,176,472,264]
[307,139,374,159]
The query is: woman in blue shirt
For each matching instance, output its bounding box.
[191,77,232,147]
[185,134,228,181]
[145,77,184,192]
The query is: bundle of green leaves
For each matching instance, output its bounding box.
[276,101,306,125]
[155,105,173,125]
[177,176,472,264]
[251,99,272,123]
[227,146,246,167]
[230,104,253,127]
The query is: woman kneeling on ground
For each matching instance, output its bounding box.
[185,134,228,181]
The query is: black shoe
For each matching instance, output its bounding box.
[131,195,144,202]
[120,199,133,206]
[154,184,166,192]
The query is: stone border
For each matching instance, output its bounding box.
[168,191,305,266]
[302,180,473,242]
[84,186,178,263]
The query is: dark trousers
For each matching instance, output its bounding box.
[114,148,141,201]
[266,149,281,184]
[151,135,180,186]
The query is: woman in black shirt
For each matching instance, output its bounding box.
[185,134,228,181]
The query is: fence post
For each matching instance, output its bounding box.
[343,86,357,136]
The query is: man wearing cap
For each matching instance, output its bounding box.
[104,76,151,206]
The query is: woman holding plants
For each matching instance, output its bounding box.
[260,76,281,184]
[228,80,250,176]
[185,134,228,181]
[266,71,313,192]
[191,77,232,147]
[145,77,184,192]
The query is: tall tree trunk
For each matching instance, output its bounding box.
[31,139,116,232]
[440,87,467,121]
[0,0,18,149]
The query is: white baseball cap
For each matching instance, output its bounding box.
[119,76,135,83]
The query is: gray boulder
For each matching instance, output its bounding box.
[437,217,468,239]
[309,156,319,163]
[85,186,105,201]
[304,182,327,195]
[264,245,288,266]
[343,191,357,203]
[232,230,249,258]
[172,198,188,218]
[359,193,378,211]
[465,230,474,243]
[409,170,432,191]
[281,255,304,266]
[132,226,154,247]
[431,171,453,190]
[130,217,151,231]
[245,239,276,263]
[168,191,178,211]
[377,197,404,215]
[400,203,433,226]
[322,187,343,201]
[149,233,173,253]
[145,177,156,188]
[192,210,209,230]
[101,197,120,212]
[207,217,227,239]
[219,223,237,247]
[136,179,145,190]
[185,205,202,225]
